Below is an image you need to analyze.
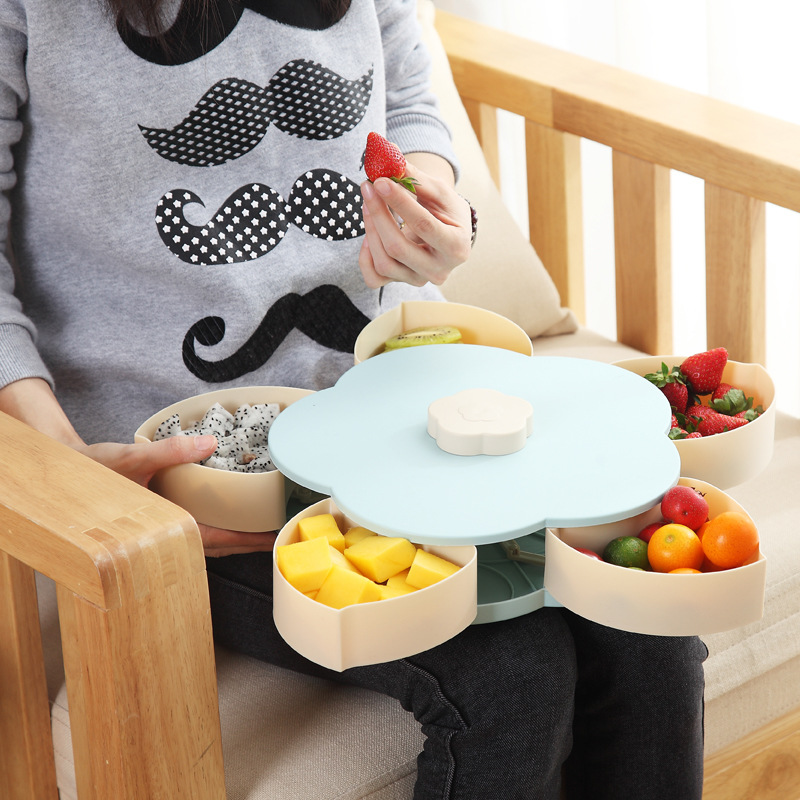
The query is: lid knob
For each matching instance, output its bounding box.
[427,388,533,456]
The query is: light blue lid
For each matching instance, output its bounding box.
[269,345,679,545]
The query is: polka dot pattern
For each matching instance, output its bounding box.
[289,169,364,241]
[156,171,364,265]
[267,60,373,141]
[139,60,372,166]
[140,78,270,167]
[156,184,290,264]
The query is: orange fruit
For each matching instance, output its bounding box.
[701,511,759,569]
[669,567,702,574]
[647,523,704,573]
[700,556,725,573]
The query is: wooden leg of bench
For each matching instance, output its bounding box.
[703,704,800,799]
[0,553,59,800]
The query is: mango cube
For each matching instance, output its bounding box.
[330,545,362,575]
[406,549,460,589]
[276,536,333,593]
[344,535,417,583]
[297,513,346,552]
[343,526,378,548]
[315,567,382,609]
[376,584,412,600]
[386,569,418,593]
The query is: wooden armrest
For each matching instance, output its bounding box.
[0,412,225,800]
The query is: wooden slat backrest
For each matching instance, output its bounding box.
[436,9,800,363]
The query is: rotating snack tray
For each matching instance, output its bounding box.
[268,345,766,670]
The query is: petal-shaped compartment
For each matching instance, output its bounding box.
[269,345,680,545]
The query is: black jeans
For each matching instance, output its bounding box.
[207,553,706,800]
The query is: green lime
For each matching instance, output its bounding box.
[603,536,651,570]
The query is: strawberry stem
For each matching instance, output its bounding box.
[392,175,419,194]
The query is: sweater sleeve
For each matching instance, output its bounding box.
[0,2,54,389]
[376,0,459,180]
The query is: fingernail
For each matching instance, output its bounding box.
[374,178,392,196]
[194,434,217,452]
[361,180,374,199]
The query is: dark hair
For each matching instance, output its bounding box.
[109,0,352,36]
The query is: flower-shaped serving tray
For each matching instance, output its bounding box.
[269,345,680,547]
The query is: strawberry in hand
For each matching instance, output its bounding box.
[364,132,419,194]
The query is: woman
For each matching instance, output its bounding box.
[0,1,706,796]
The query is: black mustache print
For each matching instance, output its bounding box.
[119,0,352,67]
[139,62,372,167]
[183,284,370,382]
[141,78,271,167]
[156,168,363,264]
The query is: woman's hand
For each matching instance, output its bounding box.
[0,378,276,557]
[76,433,219,487]
[359,152,472,288]
[76,435,278,556]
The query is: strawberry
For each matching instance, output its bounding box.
[682,404,715,430]
[685,432,703,439]
[735,405,764,422]
[363,132,419,193]
[679,347,728,395]
[644,362,689,413]
[662,382,689,414]
[711,382,733,400]
[695,409,750,436]
[710,383,759,417]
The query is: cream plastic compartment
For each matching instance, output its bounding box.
[135,386,313,532]
[273,498,478,671]
[353,299,533,363]
[613,356,775,489]
[544,478,766,636]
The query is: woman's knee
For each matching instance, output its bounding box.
[404,608,579,728]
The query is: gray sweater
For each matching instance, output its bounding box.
[0,0,456,443]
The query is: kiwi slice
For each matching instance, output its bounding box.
[383,325,462,351]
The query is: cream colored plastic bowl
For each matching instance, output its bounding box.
[545,478,766,636]
[353,300,533,364]
[273,498,478,671]
[613,356,775,489]
[135,386,313,532]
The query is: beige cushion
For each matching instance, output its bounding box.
[417,0,578,339]
[40,571,423,800]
